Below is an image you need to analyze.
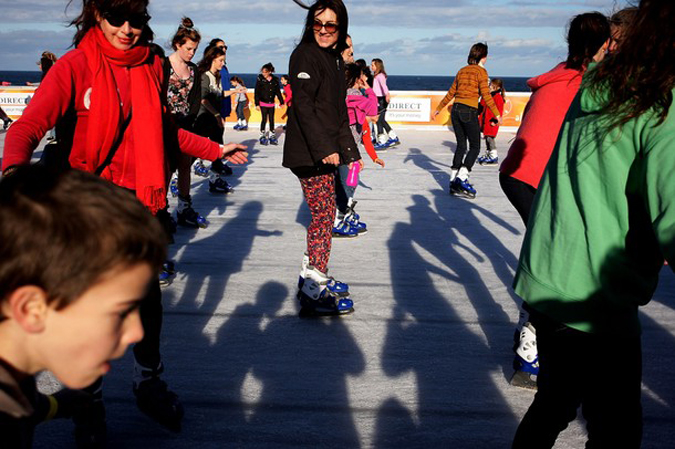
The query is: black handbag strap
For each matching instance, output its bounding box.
[95,111,132,176]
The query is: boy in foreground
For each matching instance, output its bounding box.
[0,166,167,447]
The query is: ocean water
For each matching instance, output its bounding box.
[0,71,531,92]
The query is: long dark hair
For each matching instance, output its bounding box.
[68,0,154,47]
[197,46,225,82]
[299,0,349,53]
[565,12,610,70]
[587,0,674,129]
[344,63,362,88]
[170,17,201,50]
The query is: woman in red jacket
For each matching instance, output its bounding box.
[1,0,247,444]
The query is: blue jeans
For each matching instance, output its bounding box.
[335,164,355,214]
[450,103,481,171]
[236,101,246,121]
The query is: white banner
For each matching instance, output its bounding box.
[385,96,431,122]
[0,90,35,117]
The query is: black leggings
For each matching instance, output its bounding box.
[499,173,537,226]
[260,106,275,132]
[450,103,481,171]
[376,97,392,137]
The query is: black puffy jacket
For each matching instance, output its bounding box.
[282,42,360,176]
[254,74,284,107]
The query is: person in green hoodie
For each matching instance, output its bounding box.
[511,0,675,447]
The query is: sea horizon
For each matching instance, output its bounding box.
[0,70,532,93]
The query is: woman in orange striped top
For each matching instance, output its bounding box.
[433,43,501,199]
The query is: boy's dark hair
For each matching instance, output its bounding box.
[299,0,350,53]
[565,11,610,70]
[467,43,488,65]
[344,63,362,88]
[280,75,289,82]
[0,166,167,315]
[170,16,201,50]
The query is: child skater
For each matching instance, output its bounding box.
[280,74,292,129]
[230,76,249,131]
[334,63,385,238]
[0,166,166,447]
[254,63,284,145]
[478,78,506,165]
[371,58,400,149]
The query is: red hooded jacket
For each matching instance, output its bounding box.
[500,63,584,188]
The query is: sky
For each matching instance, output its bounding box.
[0,0,629,77]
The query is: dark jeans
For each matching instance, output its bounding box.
[194,113,224,144]
[499,173,537,226]
[450,103,481,171]
[512,307,643,449]
[376,97,392,137]
[335,164,355,214]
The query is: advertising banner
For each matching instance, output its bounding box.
[1,87,531,132]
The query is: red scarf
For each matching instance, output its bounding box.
[77,27,166,214]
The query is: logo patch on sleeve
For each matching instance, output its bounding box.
[297,72,311,79]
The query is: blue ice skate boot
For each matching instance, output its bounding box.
[297,278,354,316]
[269,135,279,145]
[209,176,234,194]
[259,134,269,146]
[211,159,233,176]
[297,259,350,297]
[478,155,499,166]
[344,199,367,234]
[449,177,477,199]
[374,141,390,151]
[386,136,400,148]
[240,124,248,131]
[169,176,179,197]
[233,123,241,130]
[193,160,209,177]
[510,322,539,390]
[332,219,359,238]
[176,196,208,228]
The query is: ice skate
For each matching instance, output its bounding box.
[192,160,209,178]
[510,322,539,390]
[133,362,184,432]
[169,176,179,197]
[332,219,359,238]
[209,176,234,194]
[259,133,269,146]
[344,199,367,234]
[176,195,208,228]
[478,154,499,166]
[297,258,350,297]
[269,134,279,145]
[297,277,354,317]
[449,177,477,199]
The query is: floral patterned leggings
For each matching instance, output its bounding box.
[299,173,336,273]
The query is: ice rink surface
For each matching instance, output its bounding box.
[2,127,674,448]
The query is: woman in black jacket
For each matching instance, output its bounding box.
[283,0,362,315]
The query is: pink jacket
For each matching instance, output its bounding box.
[346,88,377,126]
[500,63,584,188]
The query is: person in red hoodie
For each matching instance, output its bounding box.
[500,12,610,226]
[1,0,248,444]
[499,12,610,390]
[477,78,506,166]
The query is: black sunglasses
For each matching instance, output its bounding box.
[103,10,151,29]
[313,19,338,34]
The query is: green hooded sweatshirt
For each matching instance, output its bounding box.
[513,81,675,336]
